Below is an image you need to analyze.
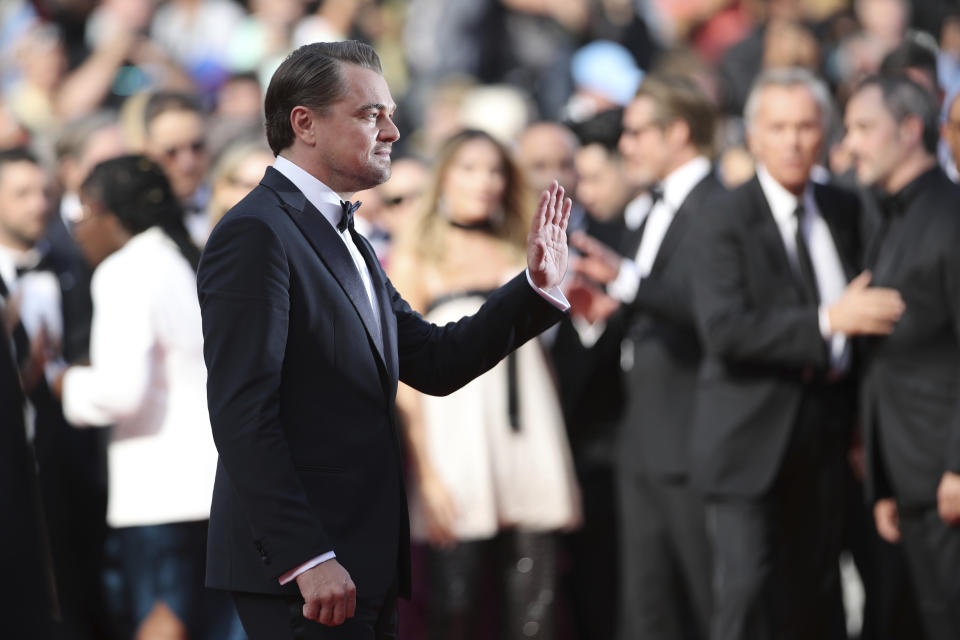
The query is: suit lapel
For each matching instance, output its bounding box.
[648,174,715,275]
[351,230,399,385]
[648,209,687,275]
[260,169,387,370]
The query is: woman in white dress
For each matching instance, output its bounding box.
[53,155,240,640]
[390,130,581,640]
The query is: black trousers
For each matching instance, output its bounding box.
[564,464,619,640]
[232,585,398,640]
[706,403,848,640]
[618,470,712,640]
[898,506,960,640]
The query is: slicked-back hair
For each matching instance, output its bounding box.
[744,68,834,136]
[264,41,383,156]
[634,74,717,158]
[852,74,940,154]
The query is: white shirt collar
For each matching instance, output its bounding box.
[0,244,23,291]
[624,192,653,230]
[273,155,348,231]
[660,155,711,211]
[756,164,816,228]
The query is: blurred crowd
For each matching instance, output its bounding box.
[3,0,960,639]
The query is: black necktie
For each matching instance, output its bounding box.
[338,200,361,233]
[793,204,820,303]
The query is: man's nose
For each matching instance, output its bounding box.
[381,118,400,142]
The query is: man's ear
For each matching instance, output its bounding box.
[900,114,924,149]
[290,106,317,146]
[666,118,691,151]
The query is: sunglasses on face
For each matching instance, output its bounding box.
[383,192,419,207]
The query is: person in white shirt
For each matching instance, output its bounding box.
[52,155,242,640]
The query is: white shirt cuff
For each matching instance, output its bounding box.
[525,269,570,311]
[817,305,833,339]
[607,260,641,304]
[278,550,336,585]
[818,305,849,372]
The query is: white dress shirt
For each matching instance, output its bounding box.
[62,227,219,527]
[272,155,570,584]
[755,165,849,372]
[609,156,712,303]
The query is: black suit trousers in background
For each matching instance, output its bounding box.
[706,391,847,640]
[618,470,711,640]
[897,507,960,640]
[233,586,398,640]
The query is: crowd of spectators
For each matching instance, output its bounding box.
[3,0,960,639]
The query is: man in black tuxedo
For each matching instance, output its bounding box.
[0,321,55,638]
[689,68,906,640]
[844,74,960,640]
[197,41,572,640]
[570,74,725,640]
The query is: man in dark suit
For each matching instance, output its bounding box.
[197,41,572,640]
[569,74,725,640]
[0,321,55,638]
[689,68,906,640]
[844,74,960,640]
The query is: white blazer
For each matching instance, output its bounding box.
[63,227,218,528]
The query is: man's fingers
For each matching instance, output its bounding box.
[317,596,334,625]
[345,582,357,619]
[329,595,346,626]
[533,189,550,231]
[850,270,872,289]
[570,231,613,261]
[552,185,566,226]
[559,197,572,233]
[303,600,321,622]
[548,182,559,226]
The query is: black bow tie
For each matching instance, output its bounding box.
[648,185,664,205]
[338,200,362,232]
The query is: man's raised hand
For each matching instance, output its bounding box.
[527,180,572,290]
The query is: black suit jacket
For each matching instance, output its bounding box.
[198,167,564,599]
[551,214,631,471]
[862,168,960,507]
[617,173,727,478]
[690,176,861,497]
[0,325,54,636]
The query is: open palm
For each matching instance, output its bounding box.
[527,181,572,289]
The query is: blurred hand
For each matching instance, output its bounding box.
[937,472,960,526]
[874,498,901,543]
[848,436,865,482]
[827,271,904,336]
[567,277,620,323]
[569,231,622,285]
[2,290,22,336]
[296,559,357,626]
[420,473,458,548]
[20,327,50,395]
[527,181,572,290]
